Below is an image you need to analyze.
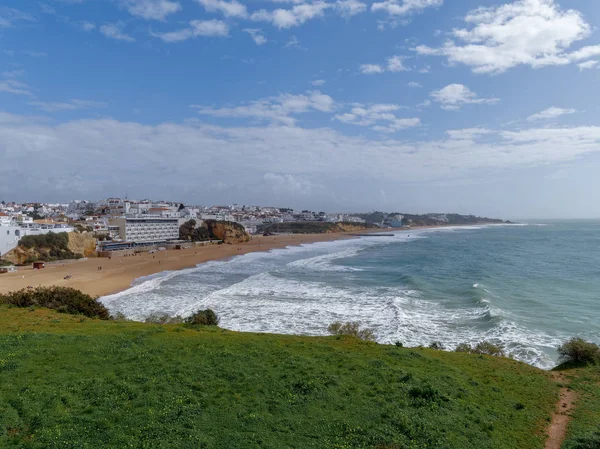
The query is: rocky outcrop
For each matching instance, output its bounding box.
[205,220,251,244]
[67,232,97,257]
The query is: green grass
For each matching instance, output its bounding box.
[0,306,558,449]
[558,366,600,449]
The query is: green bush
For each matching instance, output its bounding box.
[455,341,505,357]
[185,309,220,326]
[0,286,110,319]
[17,232,79,262]
[429,341,444,350]
[145,313,184,324]
[327,321,375,342]
[558,338,600,366]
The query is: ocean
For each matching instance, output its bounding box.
[100,221,600,370]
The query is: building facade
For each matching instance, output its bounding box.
[109,216,180,243]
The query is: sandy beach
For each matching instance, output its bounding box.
[0,233,364,297]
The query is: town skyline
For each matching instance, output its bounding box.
[2,0,600,218]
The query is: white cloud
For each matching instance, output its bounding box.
[244,28,267,45]
[0,7,35,28]
[28,99,107,113]
[80,21,96,31]
[122,0,181,20]
[414,0,600,74]
[284,36,302,48]
[334,103,420,132]
[386,55,409,72]
[527,106,577,121]
[430,84,499,110]
[0,79,33,96]
[4,111,600,203]
[264,173,313,195]
[360,55,409,74]
[100,23,135,42]
[578,60,599,71]
[251,2,329,29]
[336,0,367,17]
[311,79,326,86]
[360,64,384,74]
[191,91,334,125]
[152,19,229,42]
[446,128,492,140]
[407,81,421,88]
[2,69,25,78]
[371,0,443,17]
[196,0,248,18]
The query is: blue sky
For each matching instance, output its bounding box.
[1,0,600,218]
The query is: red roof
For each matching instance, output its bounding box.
[0,212,8,216]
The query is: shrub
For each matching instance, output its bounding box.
[0,286,110,319]
[455,343,472,353]
[327,321,376,342]
[455,341,505,357]
[429,341,444,350]
[185,309,220,326]
[558,338,600,366]
[145,313,184,325]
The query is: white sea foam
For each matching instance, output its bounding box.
[99,226,569,369]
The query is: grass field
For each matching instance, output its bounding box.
[558,365,600,449]
[0,306,559,449]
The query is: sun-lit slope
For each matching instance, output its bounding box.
[0,306,557,449]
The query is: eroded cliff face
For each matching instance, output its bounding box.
[330,223,372,233]
[67,232,97,257]
[204,220,251,244]
[3,232,96,264]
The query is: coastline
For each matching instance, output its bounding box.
[0,225,473,298]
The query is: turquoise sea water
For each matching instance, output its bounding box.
[101,221,600,369]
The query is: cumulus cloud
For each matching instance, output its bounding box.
[336,0,367,17]
[407,81,422,88]
[430,84,499,110]
[122,0,181,20]
[264,173,313,195]
[527,106,577,121]
[371,0,443,17]
[28,99,108,113]
[151,19,229,42]
[359,64,384,74]
[334,103,420,132]
[414,0,600,74]
[100,23,135,42]
[196,0,248,18]
[360,55,409,74]
[578,60,599,71]
[311,79,326,86]
[244,28,267,45]
[2,111,600,203]
[251,2,329,29]
[191,91,335,125]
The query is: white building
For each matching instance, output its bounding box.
[109,216,180,243]
[0,214,75,257]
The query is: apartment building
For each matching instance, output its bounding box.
[109,216,180,243]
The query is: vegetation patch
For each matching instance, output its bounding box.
[0,305,558,449]
[0,287,110,320]
[17,232,81,262]
[558,338,600,367]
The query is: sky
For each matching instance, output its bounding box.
[1,0,600,218]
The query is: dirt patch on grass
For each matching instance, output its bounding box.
[545,372,577,449]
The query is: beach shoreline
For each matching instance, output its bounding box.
[0,225,471,298]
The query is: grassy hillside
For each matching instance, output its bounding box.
[0,306,559,449]
[558,366,600,448]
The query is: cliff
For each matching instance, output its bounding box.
[204,220,251,244]
[4,232,93,265]
[67,232,97,258]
